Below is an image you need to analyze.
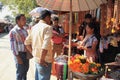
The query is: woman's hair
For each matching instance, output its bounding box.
[85,13,92,19]
[86,22,101,41]
[86,22,96,33]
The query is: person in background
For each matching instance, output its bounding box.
[24,10,53,80]
[77,22,98,62]
[52,16,65,57]
[92,17,101,41]
[27,17,40,34]
[9,14,29,80]
[78,13,92,40]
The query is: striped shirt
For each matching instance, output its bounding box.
[9,25,28,56]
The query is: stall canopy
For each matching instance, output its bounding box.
[36,0,107,12]
[36,0,107,79]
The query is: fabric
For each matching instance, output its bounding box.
[24,20,53,63]
[52,31,63,44]
[9,25,28,56]
[55,62,67,80]
[53,44,63,57]
[52,26,64,44]
[36,0,107,12]
[35,62,52,80]
[15,53,29,80]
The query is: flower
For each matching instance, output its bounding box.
[68,54,101,74]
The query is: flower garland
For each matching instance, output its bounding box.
[68,54,101,74]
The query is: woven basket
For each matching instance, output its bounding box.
[72,71,104,80]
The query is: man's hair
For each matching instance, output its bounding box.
[15,14,25,23]
[52,16,59,21]
[85,13,92,19]
[40,10,51,19]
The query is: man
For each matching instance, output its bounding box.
[9,14,29,80]
[78,13,92,40]
[52,16,64,57]
[24,10,53,80]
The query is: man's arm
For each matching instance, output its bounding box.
[25,45,32,54]
[24,32,32,54]
[40,26,52,66]
[9,31,23,64]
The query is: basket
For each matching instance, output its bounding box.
[72,71,104,80]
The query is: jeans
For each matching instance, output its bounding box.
[35,62,52,80]
[15,52,29,80]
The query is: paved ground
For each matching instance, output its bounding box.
[0,33,57,80]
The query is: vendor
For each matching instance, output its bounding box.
[77,22,98,62]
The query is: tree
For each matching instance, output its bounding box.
[0,2,3,11]
[0,0,38,23]
[14,0,38,17]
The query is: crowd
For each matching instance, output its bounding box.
[8,10,120,80]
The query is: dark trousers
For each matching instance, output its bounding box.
[15,52,29,80]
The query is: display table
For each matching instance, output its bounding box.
[70,70,104,80]
[104,62,120,79]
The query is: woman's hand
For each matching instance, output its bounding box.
[77,45,83,50]
[77,45,87,50]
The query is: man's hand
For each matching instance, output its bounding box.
[16,55,23,64]
[25,45,32,54]
[39,49,48,67]
[39,58,48,67]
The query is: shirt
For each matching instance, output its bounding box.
[24,20,53,63]
[82,34,98,59]
[9,25,28,56]
[52,26,64,44]
[53,26,64,34]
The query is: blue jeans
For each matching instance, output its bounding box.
[35,62,52,80]
[15,52,29,80]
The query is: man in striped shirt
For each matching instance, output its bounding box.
[9,14,29,80]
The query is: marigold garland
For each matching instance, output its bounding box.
[68,54,101,74]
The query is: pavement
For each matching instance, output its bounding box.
[0,33,57,80]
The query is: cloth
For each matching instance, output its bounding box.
[9,25,28,56]
[53,43,63,57]
[52,26,64,44]
[55,62,67,80]
[35,62,52,80]
[52,30,63,44]
[53,26,64,34]
[24,20,53,63]
[15,53,29,80]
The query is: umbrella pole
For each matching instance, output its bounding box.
[68,0,72,79]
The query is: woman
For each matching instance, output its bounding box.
[78,22,98,62]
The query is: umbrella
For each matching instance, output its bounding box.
[36,0,107,12]
[29,7,45,17]
[29,7,54,17]
[36,0,107,79]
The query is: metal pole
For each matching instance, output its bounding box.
[68,0,72,79]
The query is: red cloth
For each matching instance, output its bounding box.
[52,30,63,44]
